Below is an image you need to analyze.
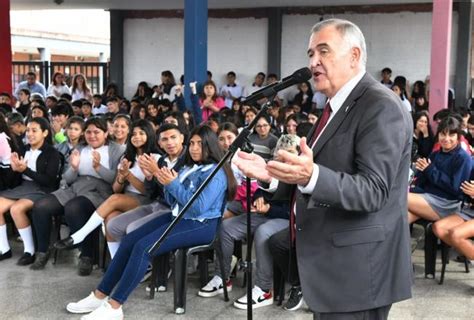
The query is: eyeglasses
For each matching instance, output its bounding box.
[256,124,269,129]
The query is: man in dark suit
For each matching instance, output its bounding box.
[234,18,413,319]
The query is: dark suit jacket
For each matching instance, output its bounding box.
[295,73,413,313]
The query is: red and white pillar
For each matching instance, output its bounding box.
[429,0,453,118]
[0,0,12,94]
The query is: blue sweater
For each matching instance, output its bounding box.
[413,145,472,200]
[164,163,227,221]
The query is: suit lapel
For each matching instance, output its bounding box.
[312,73,373,156]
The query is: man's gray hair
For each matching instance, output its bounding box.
[311,18,367,67]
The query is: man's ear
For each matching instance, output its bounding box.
[350,47,361,67]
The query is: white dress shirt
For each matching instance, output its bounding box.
[22,148,42,181]
[78,145,110,178]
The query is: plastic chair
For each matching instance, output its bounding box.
[148,218,229,314]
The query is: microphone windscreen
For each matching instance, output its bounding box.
[292,67,312,82]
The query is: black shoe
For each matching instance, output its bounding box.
[30,252,50,270]
[78,256,93,276]
[17,253,35,266]
[54,236,74,250]
[284,286,304,311]
[0,250,12,261]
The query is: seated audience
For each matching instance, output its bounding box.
[408,116,472,224]
[0,114,21,191]
[16,88,31,118]
[199,80,225,123]
[71,74,92,102]
[106,123,187,252]
[248,115,278,162]
[47,72,71,98]
[199,134,298,310]
[54,120,159,258]
[30,117,124,274]
[111,114,131,146]
[412,111,434,161]
[433,176,474,260]
[66,125,236,319]
[0,118,62,265]
[51,102,74,144]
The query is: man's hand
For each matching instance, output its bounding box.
[267,137,314,185]
[233,151,271,183]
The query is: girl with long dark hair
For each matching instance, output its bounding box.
[199,80,225,123]
[71,74,92,102]
[54,120,159,258]
[66,125,236,319]
[0,117,62,265]
[30,117,124,273]
[408,116,472,224]
[47,72,71,98]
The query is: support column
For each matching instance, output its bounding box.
[429,0,453,118]
[184,0,208,122]
[110,10,124,96]
[454,0,472,108]
[267,8,282,77]
[38,47,51,62]
[99,52,107,94]
[0,0,12,94]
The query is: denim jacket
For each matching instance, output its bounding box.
[164,163,227,221]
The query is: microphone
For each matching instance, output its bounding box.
[242,67,312,105]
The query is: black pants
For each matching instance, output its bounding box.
[314,305,392,320]
[32,195,97,257]
[268,227,300,287]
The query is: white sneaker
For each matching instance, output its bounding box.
[80,301,123,320]
[66,292,107,314]
[234,285,273,310]
[198,275,232,297]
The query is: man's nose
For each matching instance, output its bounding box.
[309,55,320,67]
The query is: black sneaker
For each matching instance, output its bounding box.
[17,253,35,266]
[30,251,50,270]
[284,286,304,311]
[78,256,93,276]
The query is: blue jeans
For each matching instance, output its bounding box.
[97,212,218,304]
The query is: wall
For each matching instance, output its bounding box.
[123,17,267,98]
[282,11,458,88]
[123,9,459,99]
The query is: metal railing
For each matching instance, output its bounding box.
[12,61,109,96]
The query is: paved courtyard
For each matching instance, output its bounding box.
[0,239,473,320]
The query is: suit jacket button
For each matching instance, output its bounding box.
[297,227,302,231]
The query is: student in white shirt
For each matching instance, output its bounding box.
[30,117,124,274]
[54,120,159,258]
[0,117,62,265]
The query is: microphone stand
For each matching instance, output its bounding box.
[148,95,276,320]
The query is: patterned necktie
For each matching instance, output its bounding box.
[309,102,332,146]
